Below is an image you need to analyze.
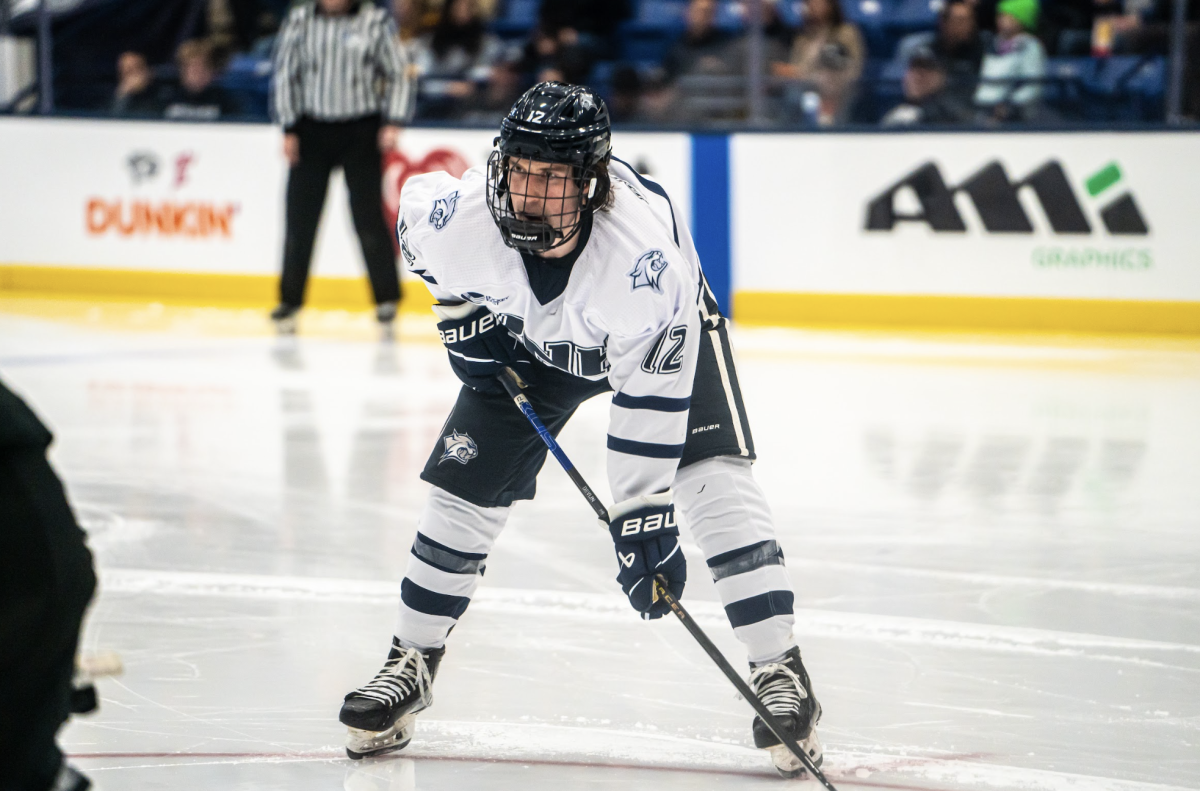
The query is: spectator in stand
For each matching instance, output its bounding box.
[610,63,647,123]
[645,0,749,123]
[161,40,242,121]
[895,0,990,101]
[662,0,744,79]
[111,51,162,117]
[458,61,525,123]
[762,1,800,52]
[881,45,974,124]
[395,0,442,44]
[512,25,563,82]
[535,0,633,74]
[773,0,866,125]
[209,0,290,55]
[663,0,744,80]
[1036,0,1174,55]
[412,0,504,119]
[511,24,593,88]
[1114,0,1199,119]
[974,0,1048,122]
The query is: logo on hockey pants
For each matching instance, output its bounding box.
[628,250,669,292]
[429,191,460,231]
[439,430,478,465]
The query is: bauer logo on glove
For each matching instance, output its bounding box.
[431,302,535,394]
[437,311,504,345]
[619,508,677,537]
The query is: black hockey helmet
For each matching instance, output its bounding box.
[486,82,612,253]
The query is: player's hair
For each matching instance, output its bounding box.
[592,163,615,213]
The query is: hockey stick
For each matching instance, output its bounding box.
[651,576,835,789]
[498,367,609,522]
[497,367,837,789]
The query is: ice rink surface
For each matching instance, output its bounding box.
[1,297,1198,791]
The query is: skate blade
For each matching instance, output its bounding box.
[768,730,824,779]
[274,316,298,335]
[346,714,416,760]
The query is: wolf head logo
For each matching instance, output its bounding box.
[439,430,478,465]
[429,191,460,231]
[628,249,669,292]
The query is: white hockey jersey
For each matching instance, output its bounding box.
[397,157,714,504]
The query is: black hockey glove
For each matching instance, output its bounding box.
[433,302,533,394]
[602,493,686,620]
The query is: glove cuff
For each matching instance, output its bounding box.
[604,492,678,542]
[431,301,479,321]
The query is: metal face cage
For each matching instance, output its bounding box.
[486,150,599,254]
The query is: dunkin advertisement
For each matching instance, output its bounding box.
[0,118,690,284]
[0,118,276,273]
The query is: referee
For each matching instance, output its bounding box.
[272,0,414,336]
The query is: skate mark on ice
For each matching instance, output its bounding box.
[790,559,1200,602]
[97,570,1200,670]
[904,701,1035,719]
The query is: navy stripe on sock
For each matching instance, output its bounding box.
[400,578,471,619]
[412,532,486,575]
[607,435,686,459]
[612,392,691,413]
[707,540,783,582]
[415,532,487,560]
[725,590,795,628]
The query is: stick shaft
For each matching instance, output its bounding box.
[496,368,834,789]
[653,577,838,791]
[499,368,609,522]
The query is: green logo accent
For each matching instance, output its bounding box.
[1085,162,1122,197]
[1032,247,1152,269]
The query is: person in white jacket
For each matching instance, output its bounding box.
[975,0,1049,122]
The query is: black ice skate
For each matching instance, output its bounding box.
[375,300,398,342]
[339,640,445,760]
[748,647,823,779]
[269,304,298,335]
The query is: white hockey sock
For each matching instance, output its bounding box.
[394,487,509,651]
[674,456,797,665]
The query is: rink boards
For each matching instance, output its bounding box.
[0,117,1197,333]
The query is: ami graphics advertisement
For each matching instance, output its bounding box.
[731,132,1200,325]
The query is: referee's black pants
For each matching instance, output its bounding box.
[0,388,96,791]
[280,115,401,309]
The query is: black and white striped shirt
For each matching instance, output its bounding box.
[273,2,414,130]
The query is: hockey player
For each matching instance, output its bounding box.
[338,82,822,778]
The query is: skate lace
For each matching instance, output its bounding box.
[353,648,429,708]
[746,662,807,716]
